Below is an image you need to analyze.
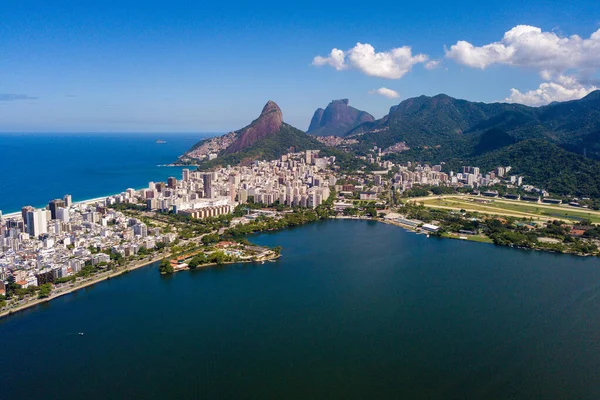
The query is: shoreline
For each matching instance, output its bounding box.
[1,217,597,320]
[335,216,599,257]
[0,252,167,320]
[169,253,281,274]
[0,250,281,320]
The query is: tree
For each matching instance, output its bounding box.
[201,233,220,245]
[188,254,207,269]
[5,276,20,299]
[365,207,378,218]
[159,259,174,275]
[38,284,52,299]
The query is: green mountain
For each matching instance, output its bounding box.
[179,101,324,167]
[349,91,600,160]
[470,139,600,197]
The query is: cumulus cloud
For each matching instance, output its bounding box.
[504,75,598,106]
[445,25,600,72]
[312,43,428,79]
[0,93,38,101]
[369,87,400,99]
[312,48,347,70]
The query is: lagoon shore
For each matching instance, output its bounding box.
[0,252,166,320]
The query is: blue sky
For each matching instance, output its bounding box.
[1,0,600,132]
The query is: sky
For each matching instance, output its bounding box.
[1,0,600,133]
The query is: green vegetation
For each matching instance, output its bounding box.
[159,259,174,275]
[399,202,599,255]
[37,284,52,299]
[110,203,148,212]
[470,140,600,197]
[187,254,208,269]
[199,123,325,168]
[201,233,220,245]
[420,196,600,223]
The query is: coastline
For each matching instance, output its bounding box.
[0,251,167,320]
[1,216,597,320]
[169,253,281,274]
[1,250,281,320]
[336,216,598,256]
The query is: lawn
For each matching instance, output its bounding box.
[420,196,600,223]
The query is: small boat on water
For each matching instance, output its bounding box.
[78,332,84,336]
[156,140,167,144]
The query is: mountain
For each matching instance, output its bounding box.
[225,101,284,154]
[470,139,600,197]
[307,99,375,137]
[179,101,324,166]
[347,91,600,160]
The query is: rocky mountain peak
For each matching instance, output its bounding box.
[225,101,284,154]
[307,99,374,137]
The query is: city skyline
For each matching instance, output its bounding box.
[2,0,600,132]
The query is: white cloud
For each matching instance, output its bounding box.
[312,43,428,79]
[369,87,400,99]
[312,48,347,70]
[504,75,598,106]
[446,25,600,72]
[424,60,441,70]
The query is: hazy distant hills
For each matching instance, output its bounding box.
[180,101,323,166]
[307,99,374,137]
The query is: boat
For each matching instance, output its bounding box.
[156,140,167,144]
[78,332,84,336]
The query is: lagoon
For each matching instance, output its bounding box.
[2,220,600,399]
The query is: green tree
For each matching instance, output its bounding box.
[38,284,52,299]
[159,259,174,275]
[201,233,220,245]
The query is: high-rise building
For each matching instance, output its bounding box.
[57,207,70,223]
[26,209,48,237]
[49,199,66,220]
[306,150,313,165]
[167,177,177,189]
[63,194,72,207]
[21,206,34,223]
[182,169,190,182]
[203,173,213,199]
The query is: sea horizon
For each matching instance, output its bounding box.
[0,132,216,214]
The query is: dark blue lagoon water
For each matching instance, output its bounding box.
[2,220,600,399]
[0,133,212,214]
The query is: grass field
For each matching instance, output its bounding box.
[442,232,494,243]
[418,196,600,224]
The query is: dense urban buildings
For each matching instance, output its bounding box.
[0,147,544,296]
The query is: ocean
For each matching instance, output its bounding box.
[2,220,600,399]
[0,132,214,214]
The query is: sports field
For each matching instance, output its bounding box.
[414,196,600,224]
